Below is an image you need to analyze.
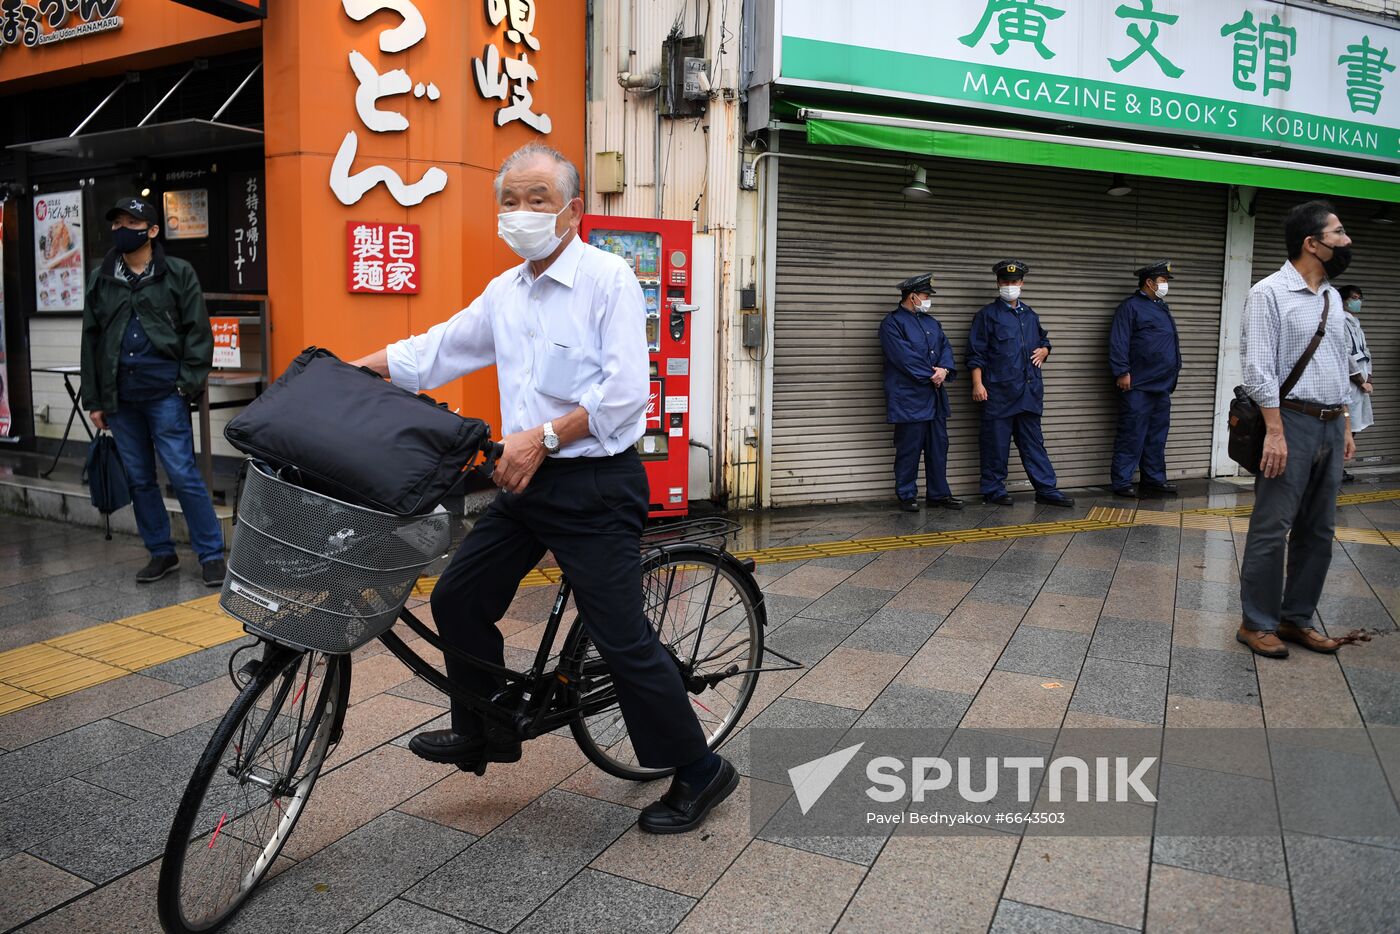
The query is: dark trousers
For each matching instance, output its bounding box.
[1240,407,1345,632]
[428,449,709,769]
[893,418,950,502]
[979,412,1059,497]
[1111,390,1172,490]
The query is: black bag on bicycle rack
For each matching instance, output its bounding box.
[225,346,494,516]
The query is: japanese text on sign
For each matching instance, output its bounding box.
[347,221,420,294]
[778,0,1400,164]
[473,0,552,133]
[0,0,122,50]
[211,317,241,369]
[233,175,260,287]
[331,0,448,207]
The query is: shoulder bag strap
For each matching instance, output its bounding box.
[1278,292,1329,403]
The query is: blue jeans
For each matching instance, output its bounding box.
[107,392,225,564]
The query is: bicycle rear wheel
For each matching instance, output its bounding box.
[158,646,349,934]
[567,546,764,781]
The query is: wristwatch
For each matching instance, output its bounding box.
[541,420,560,454]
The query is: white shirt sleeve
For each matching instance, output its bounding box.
[386,291,496,395]
[1241,286,1281,409]
[578,265,648,455]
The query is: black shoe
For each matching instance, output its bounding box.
[983,493,1014,506]
[638,757,739,834]
[898,499,920,512]
[136,554,179,584]
[1112,486,1139,499]
[1035,492,1075,508]
[1342,470,1356,484]
[201,558,227,588]
[927,496,965,510]
[1139,483,1178,498]
[408,725,522,768]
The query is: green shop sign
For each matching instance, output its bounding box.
[776,0,1400,165]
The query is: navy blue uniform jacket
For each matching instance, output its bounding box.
[966,298,1051,419]
[880,305,956,423]
[1108,291,1182,393]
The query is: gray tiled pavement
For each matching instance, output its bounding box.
[3,477,1400,932]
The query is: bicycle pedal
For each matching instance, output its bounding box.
[456,761,488,776]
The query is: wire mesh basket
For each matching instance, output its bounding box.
[220,460,452,654]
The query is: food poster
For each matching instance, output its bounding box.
[163,189,210,240]
[33,190,84,312]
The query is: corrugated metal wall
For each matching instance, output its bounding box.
[1250,190,1400,464]
[770,139,1228,506]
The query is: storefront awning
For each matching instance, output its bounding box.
[797,108,1400,203]
[8,119,262,162]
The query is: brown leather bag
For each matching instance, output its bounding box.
[1228,293,1329,475]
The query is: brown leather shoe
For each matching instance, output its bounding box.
[1236,626,1289,658]
[1277,622,1340,653]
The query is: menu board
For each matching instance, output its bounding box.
[163,189,210,240]
[33,190,84,312]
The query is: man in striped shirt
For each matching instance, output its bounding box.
[1237,201,1356,659]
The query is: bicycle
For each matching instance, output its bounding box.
[156,455,796,934]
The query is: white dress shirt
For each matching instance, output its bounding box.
[386,234,648,458]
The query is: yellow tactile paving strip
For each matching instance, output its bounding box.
[5,487,1400,717]
[0,594,241,716]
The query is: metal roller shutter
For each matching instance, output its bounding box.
[1249,190,1400,465]
[771,138,1228,506]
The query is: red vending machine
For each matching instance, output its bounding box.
[581,215,693,517]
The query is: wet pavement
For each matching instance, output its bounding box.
[2,476,1399,933]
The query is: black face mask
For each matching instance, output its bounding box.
[112,225,150,255]
[1317,238,1353,279]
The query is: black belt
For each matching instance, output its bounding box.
[1281,399,1345,421]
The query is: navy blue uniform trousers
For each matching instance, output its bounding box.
[979,413,1058,497]
[428,449,709,769]
[1111,390,1171,490]
[893,417,951,502]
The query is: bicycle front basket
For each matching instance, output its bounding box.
[220,460,451,654]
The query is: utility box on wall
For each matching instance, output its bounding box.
[660,34,706,118]
[594,151,625,193]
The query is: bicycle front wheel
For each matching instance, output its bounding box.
[158,646,349,934]
[567,546,764,781]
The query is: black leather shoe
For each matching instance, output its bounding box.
[638,757,739,834]
[983,493,1014,506]
[408,726,522,767]
[898,499,920,512]
[1035,493,1075,508]
[136,554,179,583]
[1139,483,1178,498]
[1112,486,1139,499]
[1342,470,1357,484]
[927,496,965,510]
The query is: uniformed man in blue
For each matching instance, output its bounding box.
[880,272,963,512]
[1108,260,1182,498]
[967,260,1074,507]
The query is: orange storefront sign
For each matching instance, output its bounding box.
[263,0,586,441]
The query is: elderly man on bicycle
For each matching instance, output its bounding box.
[353,142,735,834]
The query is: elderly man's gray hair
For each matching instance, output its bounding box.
[494,143,581,203]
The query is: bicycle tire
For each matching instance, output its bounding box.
[157,647,350,934]
[566,546,764,782]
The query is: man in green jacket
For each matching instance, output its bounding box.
[82,197,225,586]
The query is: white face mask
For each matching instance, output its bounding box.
[917,297,933,312]
[1154,281,1169,298]
[497,205,569,261]
[999,285,1021,303]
